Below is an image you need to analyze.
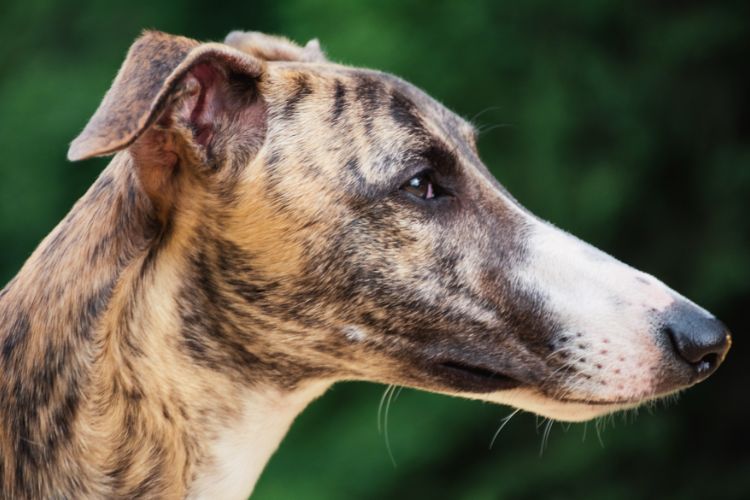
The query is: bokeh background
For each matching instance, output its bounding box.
[1,1,748,498]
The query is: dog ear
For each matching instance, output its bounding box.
[68,31,267,207]
[224,31,326,63]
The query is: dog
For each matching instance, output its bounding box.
[0,30,731,499]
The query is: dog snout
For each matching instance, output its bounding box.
[661,300,731,381]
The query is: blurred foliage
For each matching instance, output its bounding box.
[0,1,748,499]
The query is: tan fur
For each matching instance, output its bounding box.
[0,30,730,499]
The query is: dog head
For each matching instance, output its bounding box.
[69,31,731,421]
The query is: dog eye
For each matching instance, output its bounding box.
[401,172,437,200]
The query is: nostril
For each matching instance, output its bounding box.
[695,353,719,376]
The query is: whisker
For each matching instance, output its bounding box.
[542,354,589,387]
[539,418,554,456]
[377,384,394,434]
[544,345,580,362]
[535,414,543,431]
[384,384,398,467]
[469,105,503,123]
[594,417,606,448]
[393,386,404,401]
[477,123,512,136]
[489,408,521,449]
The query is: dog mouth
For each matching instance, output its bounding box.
[431,360,524,393]
[422,358,669,423]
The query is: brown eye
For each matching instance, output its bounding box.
[402,172,436,200]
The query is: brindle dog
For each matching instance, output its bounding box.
[0,30,732,498]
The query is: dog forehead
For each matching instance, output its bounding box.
[252,61,489,197]
[378,71,477,140]
[265,62,476,140]
[366,70,477,144]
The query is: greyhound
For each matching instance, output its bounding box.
[0,30,731,499]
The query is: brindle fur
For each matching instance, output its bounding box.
[0,30,729,498]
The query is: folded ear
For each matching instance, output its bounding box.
[69,31,267,210]
[224,31,326,63]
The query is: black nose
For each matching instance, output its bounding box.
[662,300,732,380]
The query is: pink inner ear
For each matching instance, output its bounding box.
[182,63,223,148]
[167,57,265,162]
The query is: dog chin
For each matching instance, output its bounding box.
[475,388,640,422]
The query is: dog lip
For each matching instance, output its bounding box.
[553,396,638,406]
[431,360,524,393]
[550,392,662,407]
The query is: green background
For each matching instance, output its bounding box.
[1,1,748,498]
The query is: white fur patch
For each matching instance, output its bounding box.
[509,220,680,407]
[342,325,367,342]
[188,381,330,500]
[482,387,635,422]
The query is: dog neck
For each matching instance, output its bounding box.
[187,381,329,499]
[0,154,330,498]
